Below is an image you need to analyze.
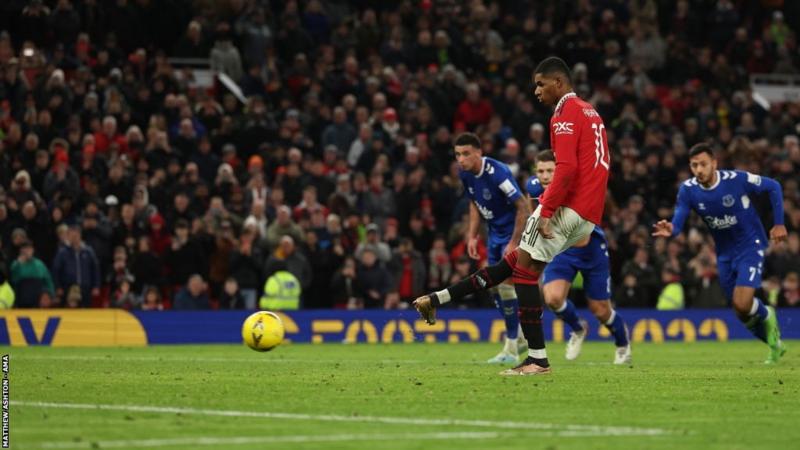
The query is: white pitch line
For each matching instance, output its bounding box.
[11,355,427,364]
[35,431,504,449]
[11,401,669,437]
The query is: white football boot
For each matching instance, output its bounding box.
[565,319,589,360]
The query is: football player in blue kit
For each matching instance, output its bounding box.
[652,143,787,364]
[528,151,632,364]
[455,132,531,363]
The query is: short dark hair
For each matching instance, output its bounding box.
[688,143,715,159]
[453,132,481,149]
[534,57,573,85]
[536,150,555,163]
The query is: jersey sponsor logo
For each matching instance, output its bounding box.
[747,172,762,185]
[583,108,599,118]
[482,188,492,200]
[476,202,494,220]
[722,195,735,207]
[553,121,574,135]
[498,179,517,197]
[704,214,738,230]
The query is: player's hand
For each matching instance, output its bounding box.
[503,242,516,256]
[537,217,554,239]
[770,225,788,243]
[467,237,480,260]
[412,295,436,325]
[651,220,673,238]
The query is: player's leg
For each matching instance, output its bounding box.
[487,281,523,363]
[729,253,785,363]
[542,266,588,360]
[413,251,516,323]
[502,207,593,375]
[486,240,522,363]
[581,244,631,364]
[505,246,550,374]
[586,300,631,364]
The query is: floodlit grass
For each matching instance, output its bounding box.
[7,341,799,450]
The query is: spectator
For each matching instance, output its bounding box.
[388,238,426,304]
[220,277,246,309]
[354,223,391,264]
[111,277,139,310]
[228,225,265,309]
[51,225,100,307]
[322,106,357,155]
[356,248,392,309]
[10,240,54,308]
[173,274,210,310]
[265,206,304,250]
[141,285,164,311]
[264,235,311,297]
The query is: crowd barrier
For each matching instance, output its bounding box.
[0,309,797,346]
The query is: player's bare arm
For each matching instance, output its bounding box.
[507,196,531,254]
[467,202,481,259]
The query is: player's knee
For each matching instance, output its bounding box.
[542,289,563,310]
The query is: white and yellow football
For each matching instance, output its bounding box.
[242,311,285,352]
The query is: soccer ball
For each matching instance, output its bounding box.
[242,311,285,352]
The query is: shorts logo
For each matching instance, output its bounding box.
[722,195,735,207]
[553,122,574,135]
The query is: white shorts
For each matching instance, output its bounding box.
[518,205,595,263]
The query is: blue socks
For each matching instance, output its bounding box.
[604,309,629,347]
[742,297,769,343]
[494,294,520,340]
[553,299,583,332]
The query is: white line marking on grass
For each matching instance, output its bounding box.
[12,401,670,437]
[13,355,427,364]
[35,432,503,449]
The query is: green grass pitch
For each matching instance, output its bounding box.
[7,341,799,450]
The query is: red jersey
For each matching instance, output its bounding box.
[539,93,609,224]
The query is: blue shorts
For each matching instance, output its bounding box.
[717,249,764,301]
[487,234,511,266]
[541,233,611,300]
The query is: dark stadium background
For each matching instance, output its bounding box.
[0,0,798,311]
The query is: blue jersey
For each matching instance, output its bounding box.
[460,157,522,243]
[672,170,784,260]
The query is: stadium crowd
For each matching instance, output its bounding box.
[1,0,799,311]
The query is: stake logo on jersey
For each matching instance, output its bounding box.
[674,170,777,258]
[460,157,522,240]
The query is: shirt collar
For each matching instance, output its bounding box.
[555,92,577,115]
[698,171,721,191]
[476,157,487,177]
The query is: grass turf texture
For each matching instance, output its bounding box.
[7,341,799,450]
